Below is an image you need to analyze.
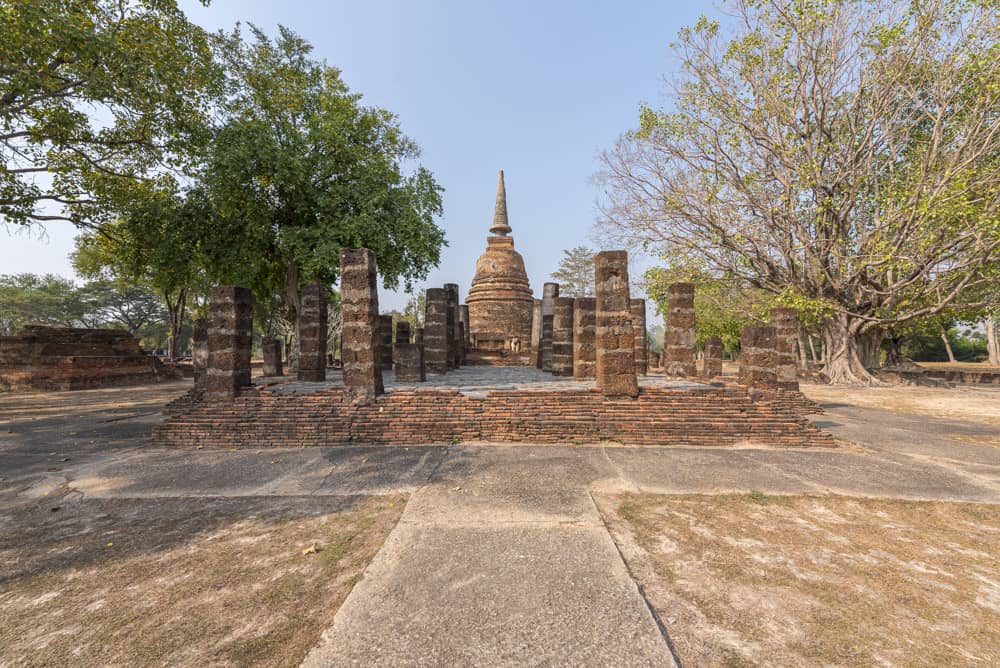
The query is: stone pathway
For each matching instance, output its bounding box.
[2,379,999,665]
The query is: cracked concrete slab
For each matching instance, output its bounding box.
[302,521,676,667]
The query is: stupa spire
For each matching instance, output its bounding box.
[490,170,512,236]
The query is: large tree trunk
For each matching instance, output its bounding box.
[986,316,999,367]
[858,329,884,369]
[164,287,187,361]
[884,330,905,367]
[822,313,879,384]
[797,330,809,370]
[939,325,956,363]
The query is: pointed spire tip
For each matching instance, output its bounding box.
[490,169,512,236]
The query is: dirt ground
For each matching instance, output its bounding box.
[0,493,404,667]
[598,493,1000,667]
[802,383,1000,427]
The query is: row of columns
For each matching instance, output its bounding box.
[197,247,800,404]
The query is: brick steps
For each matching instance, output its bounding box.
[154,386,835,448]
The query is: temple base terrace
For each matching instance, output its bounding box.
[153,366,833,449]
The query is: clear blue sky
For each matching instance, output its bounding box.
[2,0,717,313]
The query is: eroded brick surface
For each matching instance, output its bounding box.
[595,251,638,398]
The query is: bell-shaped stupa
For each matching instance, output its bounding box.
[466,170,534,346]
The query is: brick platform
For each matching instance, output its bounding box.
[0,326,181,391]
[154,382,834,448]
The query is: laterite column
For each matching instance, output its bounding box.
[378,314,394,370]
[541,282,558,371]
[739,325,778,389]
[630,299,648,376]
[298,284,328,382]
[424,288,449,374]
[444,283,459,370]
[664,282,696,377]
[262,338,283,377]
[551,297,575,376]
[205,286,253,402]
[572,297,596,379]
[340,248,383,402]
[770,308,800,391]
[702,336,723,378]
[595,251,638,398]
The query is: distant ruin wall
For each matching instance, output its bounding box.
[0,326,180,392]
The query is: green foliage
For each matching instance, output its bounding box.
[1,0,219,228]
[402,292,426,330]
[550,246,596,297]
[600,0,1000,382]
[198,26,445,297]
[0,273,165,339]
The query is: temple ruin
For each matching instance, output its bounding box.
[152,170,831,450]
[0,326,181,392]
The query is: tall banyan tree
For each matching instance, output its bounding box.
[597,0,1000,383]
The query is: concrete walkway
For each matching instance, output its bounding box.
[2,382,999,665]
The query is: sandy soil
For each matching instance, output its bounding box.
[0,494,404,666]
[599,493,1000,667]
[802,383,1000,426]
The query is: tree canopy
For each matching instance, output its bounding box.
[598,0,1000,382]
[550,246,597,297]
[1,0,219,228]
[198,26,445,302]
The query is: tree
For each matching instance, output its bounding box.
[550,246,596,297]
[0,273,163,336]
[402,292,426,330]
[0,273,88,332]
[597,0,1000,383]
[1,0,219,228]
[197,26,445,349]
[73,189,208,358]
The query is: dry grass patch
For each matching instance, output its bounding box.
[0,494,404,666]
[599,493,1000,667]
[802,384,1000,426]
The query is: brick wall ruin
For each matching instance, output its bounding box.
[0,326,181,392]
[154,384,835,448]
